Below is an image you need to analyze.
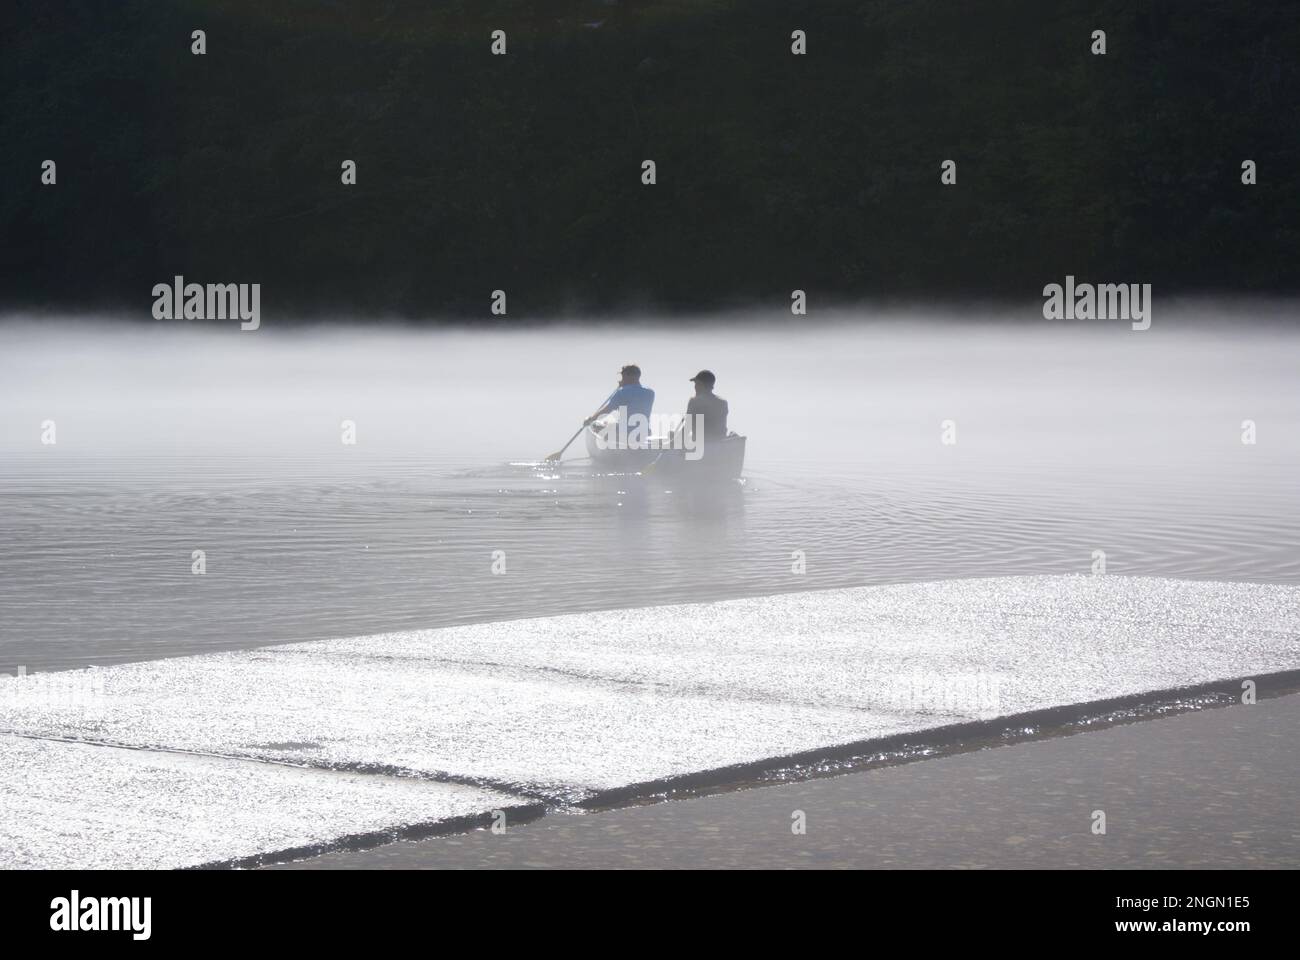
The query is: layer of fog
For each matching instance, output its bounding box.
[2,304,1298,468]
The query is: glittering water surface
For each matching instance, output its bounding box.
[1,310,1298,670]
[2,574,1298,867]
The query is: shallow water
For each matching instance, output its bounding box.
[2,308,1298,670]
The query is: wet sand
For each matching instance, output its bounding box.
[276,692,1300,869]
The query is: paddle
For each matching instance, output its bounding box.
[544,423,588,464]
[545,389,618,463]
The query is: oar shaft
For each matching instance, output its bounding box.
[546,388,619,461]
[553,424,586,459]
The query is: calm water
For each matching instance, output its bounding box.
[2,308,1298,670]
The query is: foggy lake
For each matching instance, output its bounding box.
[3,304,1298,670]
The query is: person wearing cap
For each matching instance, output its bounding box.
[685,369,728,444]
[584,364,655,427]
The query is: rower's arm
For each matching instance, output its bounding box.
[586,387,627,424]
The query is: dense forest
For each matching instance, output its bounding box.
[2,0,1296,318]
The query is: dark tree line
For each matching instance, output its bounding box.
[2,0,1296,319]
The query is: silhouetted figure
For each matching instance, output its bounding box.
[685,369,728,444]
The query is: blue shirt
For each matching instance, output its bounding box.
[607,383,655,421]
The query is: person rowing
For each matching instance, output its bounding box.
[584,363,655,429]
[545,364,655,462]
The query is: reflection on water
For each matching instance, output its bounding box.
[2,451,1296,672]
[1,311,1298,670]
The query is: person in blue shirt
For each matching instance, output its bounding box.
[584,364,655,427]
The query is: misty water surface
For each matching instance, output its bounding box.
[2,306,1298,670]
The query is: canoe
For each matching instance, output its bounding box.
[584,424,746,479]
